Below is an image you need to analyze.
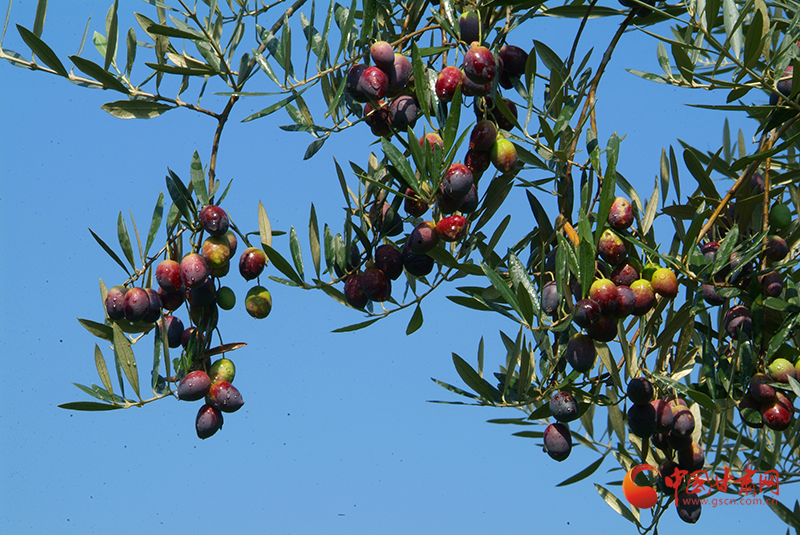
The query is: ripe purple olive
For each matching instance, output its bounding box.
[463,45,497,85]
[627,403,657,438]
[345,63,368,102]
[159,287,184,311]
[435,66,464,102]
[607,197,634,230]
[549,391,579,423]
[199,205,229,237]
[402,243,435,277]
[627,377,654,405]
[387,54,412,97]
[403,188,429,217]
[196,404,223,439]
[724,305,752,338]
[766,235,789,261]
[676,492,702,524]
[671,407,695,437]
[208,380,244,413]
[123,287,150,322]
[389,96,418,130]
[464,148,491,175]
[749,373,776,404]
[142,288,162,323]
[159,315,184,348]
[156,259,182,291]
[498,45,528,76]
[357,66,388,100]
[573,298,601,329]
[564,333,596,373]
[180,253,209,289]
[344,273,369,309]
[459,185,479,214]
[360,268,391,302]
[597,229,627,266]
[761,400,792,431]
[470,120,498,151]
[543,422,572,461]
[239,247,267,281]
[589,279,618,314]
[178,370,212,401]
[702,283,725,306]
[370,41,394,71]
[614,285,635,318]
[585,314,618,342]
[761,271,784,297]
[374,244,404,281]
[436,215,468,242]
[409,221,440,254]
[458,11,481,44]
[610,261,639,287]
[441,163,474,200]
[542,280,559,316]
[105,285,128,320]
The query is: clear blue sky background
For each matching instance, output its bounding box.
[0,1,789,533]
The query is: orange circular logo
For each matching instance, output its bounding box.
[622,464,659,509]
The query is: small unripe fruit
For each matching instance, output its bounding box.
[208,380,244,413]
[650,268,678,298]
[239,247,267,281]
[178,370,212,401]
[769,203,792,229]
[543,423,572,461]
[196,404,223,439]
[202,236,232,269]
[216,286,236,310]
[209,358,236,384]
[199,205,229,237]
[180,253,209,289]
[245,285,272,319]
[768,357,797,383]
[490,137,518,174]
[223,230,238,257]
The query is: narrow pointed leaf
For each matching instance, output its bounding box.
[144,192,163,256]
[58,401,123,411]
[258,200,272,249]
[16,24,67,76]
[69,55,129,93]
[406,305,423,335]
[309,204,321,277]
[104,0,119,71]
[481,261,524,321]
[289,226,305,280]
[332,318,381,332]
[452,353,501,402]
[94,344,114,397]
[89,228,131,276]
[595,484,640,526]
[557,456,605,487]
[262,243,305,287]
[101,99,175,119]
[112,323,140,400]
[117,212,135,269]
[190,151,208,206]
[78,318,114,341]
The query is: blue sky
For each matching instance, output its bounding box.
[0,1,789,533]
